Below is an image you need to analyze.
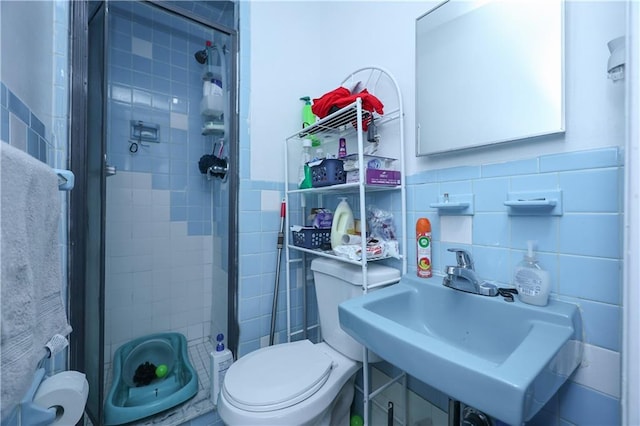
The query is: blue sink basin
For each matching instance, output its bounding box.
[338,274,583,425]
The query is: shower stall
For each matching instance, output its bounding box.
[68,1,238,424]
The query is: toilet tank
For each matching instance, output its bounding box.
[310,258,400,361]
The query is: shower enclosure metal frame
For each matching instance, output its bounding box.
[68,1,239,424]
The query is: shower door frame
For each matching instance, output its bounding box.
[68,1,239,424]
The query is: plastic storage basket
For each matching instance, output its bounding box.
[311,159,346,187]
[292,227,331,249]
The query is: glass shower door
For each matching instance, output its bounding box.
[84,2,108,422]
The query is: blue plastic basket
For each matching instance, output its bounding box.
[311,159,346,187]
[292,228,331,249]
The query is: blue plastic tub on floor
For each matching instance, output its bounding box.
[104,332,198,425]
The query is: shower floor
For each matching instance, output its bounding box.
[103,338,215,426]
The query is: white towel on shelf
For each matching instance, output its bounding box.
[0,142,72,420]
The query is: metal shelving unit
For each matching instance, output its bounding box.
[283,67,407,425]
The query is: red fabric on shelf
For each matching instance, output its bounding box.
[311,87,384,131]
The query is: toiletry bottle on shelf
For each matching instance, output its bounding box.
[416,218,432,278]
[331,198,355,249]
[514,241,550,306]
[300,96,316,128]
[298,139,312,189]
[300,96,321,147]
[338,138,347,159]
[210,333,233,406]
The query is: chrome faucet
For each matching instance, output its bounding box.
[443,248,498,296]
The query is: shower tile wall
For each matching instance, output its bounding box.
[405,147,623,425]
[104,1,232,359]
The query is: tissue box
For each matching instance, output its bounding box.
[308,208,333,229]
[346,169,401,185]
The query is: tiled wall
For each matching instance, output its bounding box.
[0,1,70,375]
[403,147,623,425]
[103,1,233,358]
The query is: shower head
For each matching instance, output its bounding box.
[194,49,208,64]
[195,40,213,65]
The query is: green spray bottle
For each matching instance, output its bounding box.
[300,97,321,147]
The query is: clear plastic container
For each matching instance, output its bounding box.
[514,241,550,306]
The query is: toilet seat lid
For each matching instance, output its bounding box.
[222,340,334,412]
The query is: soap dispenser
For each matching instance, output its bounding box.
[514,241,550,306]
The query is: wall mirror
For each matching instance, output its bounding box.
[416,0,564,156]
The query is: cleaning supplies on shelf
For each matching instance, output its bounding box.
[300,96,321,147]
[416,218,432,278]
[514,241,550,306]
[331,198,355,249]
[210,333,233,407]
[298,139,312,189]
[338,138,347,158]
[300,96,316,128]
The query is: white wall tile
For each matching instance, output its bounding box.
[572,343,620,398]
[131,37,153,59]
[170,112,188,130]
[440,216,472,245]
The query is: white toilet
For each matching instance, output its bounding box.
[218,257,400,426]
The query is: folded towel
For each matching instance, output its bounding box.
[0,142,72,420]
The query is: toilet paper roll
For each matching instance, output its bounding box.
[342,234,362,245]
[33,371,89,425]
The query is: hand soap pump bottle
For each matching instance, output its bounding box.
[210,333,233,406]
[514,241,550,306]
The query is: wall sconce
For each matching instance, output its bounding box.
[607,36,625,82]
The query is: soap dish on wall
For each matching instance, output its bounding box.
[504,189,563,216]
[430,193,474,215]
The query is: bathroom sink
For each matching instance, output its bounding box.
[338,274,583,425]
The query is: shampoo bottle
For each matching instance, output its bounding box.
[210,333,233,406]
[514,241,550,306]
[331,198,355,249]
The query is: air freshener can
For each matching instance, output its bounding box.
[416,218,432,278]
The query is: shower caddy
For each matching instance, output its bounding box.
[283,66,408,426]
[198,41,229,181]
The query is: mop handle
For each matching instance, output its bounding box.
[277,200,286,249]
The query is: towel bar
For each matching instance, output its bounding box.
[53,169,74,191]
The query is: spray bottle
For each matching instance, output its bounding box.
[416,218,432,278]
[300,96,321,147]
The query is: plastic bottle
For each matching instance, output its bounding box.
[298,139,312,189]
[300,96,321,147]
[210,333,233,406]
[331,198,355,249]
[514,241,550,306]
[416,218,432,278]
[338,138,347,158]
[300,96,316,128]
